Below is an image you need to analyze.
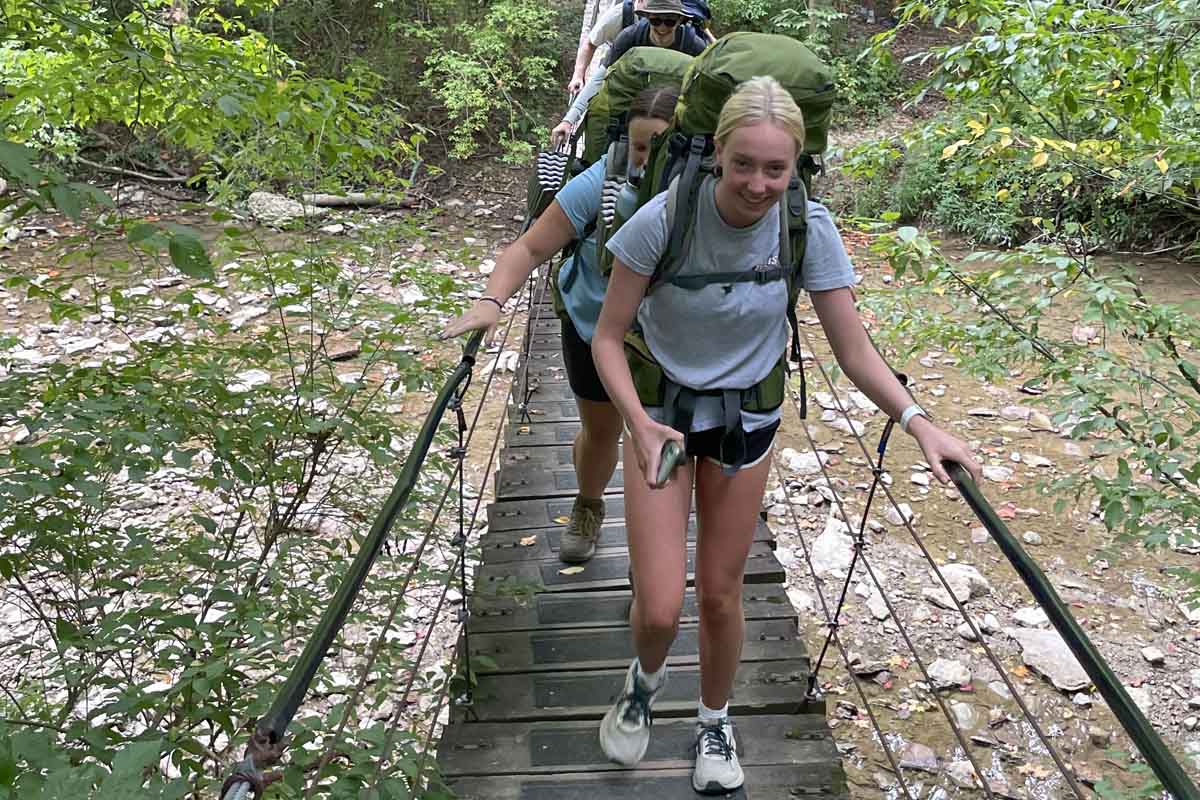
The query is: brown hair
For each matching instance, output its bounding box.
[628,85,680,124]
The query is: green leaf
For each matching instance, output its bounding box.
[48,184,82,220]
[217,95,242,117]
[167,232,214,280]
[0,141,41,185]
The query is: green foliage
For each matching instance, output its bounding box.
[0,199,476,795]
[420,0,558,160]
[2,0,422,197]
[868,226,1200,604]
[848,0,1200,251]
[774,2,900,117]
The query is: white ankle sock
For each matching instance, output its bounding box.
[698,699,728,724]
[636,659,666,691]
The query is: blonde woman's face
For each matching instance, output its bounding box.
[628,116,670,169]
[714,121,796,225]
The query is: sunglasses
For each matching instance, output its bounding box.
[645,15,681,28]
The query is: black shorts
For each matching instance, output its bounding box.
[684,419,780,471]
[560,316,610,403]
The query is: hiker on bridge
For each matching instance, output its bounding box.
[440,86,681,565]
[591,74,982,793]
[568,0,713,95]
[552,0,707,150]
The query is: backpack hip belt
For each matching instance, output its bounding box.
[623,327,786,475]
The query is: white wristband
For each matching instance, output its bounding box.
[899,404,928,434]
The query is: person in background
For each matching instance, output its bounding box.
[552,0,706,150]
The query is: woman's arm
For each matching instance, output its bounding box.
[592,261,683,486]
[440,202,576,339]
[811,287,981,484]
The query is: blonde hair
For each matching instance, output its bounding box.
[714,75,806,155]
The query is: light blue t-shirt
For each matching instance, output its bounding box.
[606,175,856,432]
[554,156,609,342]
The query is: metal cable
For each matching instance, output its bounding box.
[295,303,525,797]
[769,445,917,800]
[361,268,552,791]
[793,324,1087,798]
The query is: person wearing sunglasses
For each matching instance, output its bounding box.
[552,0,708,150]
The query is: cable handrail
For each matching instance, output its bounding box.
[220,328,484,800]
[785,317,1198,799]
[948,461,1200,800]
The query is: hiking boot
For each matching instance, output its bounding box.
[692,718,744,794]
[599,660,666,766]
[559,495,604,563]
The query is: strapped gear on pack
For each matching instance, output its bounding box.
[609,32,836,472]
[550,47,693,322]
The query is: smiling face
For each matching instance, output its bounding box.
[645,14,682,46]
[628,116,670,170]
[713,120,797,228]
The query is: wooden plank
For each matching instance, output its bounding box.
[468,584,794,634]
[474,541,783,594]
[507,380,575,403]
[488,496,624,532]
[526,334,560,352]
[496,462,624,500]
[470,618,803,674]
[439,767,846,800]
[500,444,579,468]
[505,421,583,449]
[507,399,582,423]
[461,659,821,723]
[479,517,773,564]
[438,714,835,776]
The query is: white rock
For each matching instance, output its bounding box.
[886,503,914,526]
[810,514,855,578]
[1014,606,1049,628]
[61,337,103,355]
[247,191,329,226]
[1141,646,1166,666]
[779,447,826,476]
[946,759,979,788]
[927,658,972,689]
[826,416,866,436]
[982,465,1013,482]
[980,613,1000,634]
[228,369,272,393]
[911,471,930,487]
[939,564,991,601]
[1006,627,1090,691]
[1000,405,1031,421]
[1024,454,1054,468]
[1023,531,1043,545]
[230,306,269,330]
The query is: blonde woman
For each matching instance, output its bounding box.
[591,76,981,792]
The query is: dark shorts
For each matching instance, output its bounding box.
[684,419,780,471]
[560,316,610,403]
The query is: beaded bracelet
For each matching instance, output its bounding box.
[479,296,504,311]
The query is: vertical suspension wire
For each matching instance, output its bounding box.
[792,323,1087,799]
[771,446,918,800]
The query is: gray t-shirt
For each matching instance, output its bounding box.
[606,175,855,432]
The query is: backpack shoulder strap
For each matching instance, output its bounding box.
[782,175,810,418]
[649,135,706,292]
[622,0,634,29]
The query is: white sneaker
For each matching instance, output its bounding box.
[599,660,665,766]
[692,718,744,794]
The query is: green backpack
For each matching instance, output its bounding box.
[579,47,695,167]
[612,32,836,454]
[549,47,693,322]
